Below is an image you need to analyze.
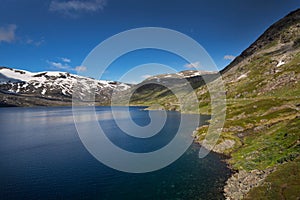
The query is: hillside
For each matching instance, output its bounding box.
[0,67,131,107]
[114,70,219,111]
[126,9,300,199]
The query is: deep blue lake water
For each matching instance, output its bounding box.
[0,106,231,199]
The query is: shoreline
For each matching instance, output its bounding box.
[192,126,279,200]
[193,136,275,200]
[0,104,274,199]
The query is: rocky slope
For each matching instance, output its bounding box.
[0,67,131,106]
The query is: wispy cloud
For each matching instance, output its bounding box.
[141,74,152,79]
[124,80,138,84]
[0,24,44,46]
[224,55,236,61]
[25,38,45,47]
[49,0,107,17]
[0,24,17,43]
[184,61,201,69]
[48,61,71,70]
[47,59,87,73]
[60,57,71,63]
[75,66,87,72]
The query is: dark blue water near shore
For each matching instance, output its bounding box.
[0,107,231,199]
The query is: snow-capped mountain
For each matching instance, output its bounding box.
[146,70,217,81]
[139,70,219,90]
[113,69,219,106]
[0,67,131,106]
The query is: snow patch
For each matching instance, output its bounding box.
[41,88,47,95]
[237,74,247,80]
[22,83,28,88]
[276,60,285,67]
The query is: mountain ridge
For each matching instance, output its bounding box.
[222,8,300,74]
[0,66,131,107]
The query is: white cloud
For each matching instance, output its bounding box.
[0,24,44,46]
[141,74,152,79]
[224,55,236,61]
[61,57,71,63]
[125,80,138,84]
[47,60,87,73]
[0,24,17,43]
[184,61,201,69]
[49,0,107,16]
[75,66,87,72]
[26,38,45,47]
[48,61,71,70]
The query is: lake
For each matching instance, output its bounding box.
[0,106,231,199]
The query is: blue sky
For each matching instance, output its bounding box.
[0,0,299,83]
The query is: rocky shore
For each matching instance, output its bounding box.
[223,168,275,200]
[192,127,276,200]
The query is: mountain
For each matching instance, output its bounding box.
[0,67,131,107]
[139,70,218,90]
[128,9,300,108]
[1,8,299,199]
[219,8,300,99]
[222,8,300,74]
[123,9,300,199]
[114,70,219,110]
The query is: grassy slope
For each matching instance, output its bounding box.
[195,52,300,198]
[126,14,300,198]
[245,157,300,199]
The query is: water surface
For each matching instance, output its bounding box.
[0,107,231,199]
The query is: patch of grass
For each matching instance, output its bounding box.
[245,157,300,200]
[230,117,300,171]
[263,40,279,50]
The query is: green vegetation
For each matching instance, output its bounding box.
[230,117,300,171]
[245,158,300,200]
[124,11,300,198]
